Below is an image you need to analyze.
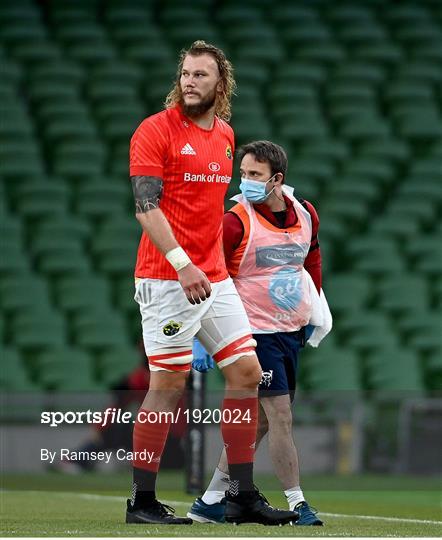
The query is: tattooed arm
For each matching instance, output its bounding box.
[131,175,211,304]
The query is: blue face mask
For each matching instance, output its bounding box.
[239,176,276,203]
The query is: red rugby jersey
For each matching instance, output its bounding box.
[130,105,234,282]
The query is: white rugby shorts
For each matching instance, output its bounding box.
[134,276,256,372]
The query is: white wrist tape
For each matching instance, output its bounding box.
[165,247,191,272]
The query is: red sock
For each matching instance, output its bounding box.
[132,408,171,472]
[221,397,258,465]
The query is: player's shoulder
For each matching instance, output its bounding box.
[215,116,234,137]
[136,109,172,131]
[298,197,319,224]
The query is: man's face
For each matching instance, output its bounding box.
[180,53,222,117]
[240,153,273,183]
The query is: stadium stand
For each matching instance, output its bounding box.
[0,0,441,399]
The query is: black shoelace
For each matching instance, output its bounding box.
[149,499,176,517]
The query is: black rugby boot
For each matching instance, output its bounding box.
[225,489,299,526]
[126,498,193,525]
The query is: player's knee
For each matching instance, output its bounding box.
[237,360,262,389]
[268,406,292,433]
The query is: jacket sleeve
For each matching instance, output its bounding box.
[223,211,244,267]
[302,200,322,293]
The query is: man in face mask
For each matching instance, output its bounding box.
[189,140,327,526]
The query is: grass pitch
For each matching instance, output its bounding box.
[1,472,441,537]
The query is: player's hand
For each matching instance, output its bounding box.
[192,338,214,373]
[177,263,212,305]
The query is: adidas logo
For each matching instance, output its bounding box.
[181,143,196,155]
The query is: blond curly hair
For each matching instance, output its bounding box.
[165,40,236,122]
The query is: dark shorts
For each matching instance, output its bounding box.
[255,330,304,401]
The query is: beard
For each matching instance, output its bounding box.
[181,87,217,118]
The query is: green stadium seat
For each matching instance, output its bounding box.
[29,81,79,106]
[166,26,222,50]
[55,22,108,46]
[412,43,442,62]
[10,41,61,63]
[328,177,380,204]
[327,5,374,24]
[327,83,376,104]
[426,350,442,388]
[67,41,117,66]
[160,6,209,25]
[0,23,47,45]
[0,275,52,313]
[75,182,128,217]
[114,279,139,318]
[387,199,437,228]
[98,245,137,276]
[325,273,372,312]
[0,347,36,391]
[0,245,29,275]
[415,247,442,277]
[37,246,91,276]
[319,198,369,228]
[339,115,391,140]
[36,101,90,124]
[299,139,350,163]
[72,310,130,349]
[0,216,23,248]
[366,348,424,394]
[13,181,69,218]
[396,24,442,46]
[353,247,405,276]
[410,158,442,178]
[287,158,334,183]
[49,7,97,25]
[398,113,442,139]
[357,138,410,163]
[54,274,112,315]
[90,61,143,86]
[308,348,362,394]
[281,23,331,46]
[339,311,399,351]
[0,57,23,85]
[97,345,143,386]
[231,113,272,142]
[29,60,85,87]
[35,215,90,244]
[337,24,387,45]
[12,310,67,349]
[124,42,174,64]
[100,116,140,144]
[395,62,442,84]
[96,216,140,244]
[110,24,163,48]
[377,275,428,313]
[216,6,262,24]
[37,347,100,391]
[399,312,442,353]
[399,178,442,204]
[275,63,326,86]
[0,5,41,26]
[88,80,138,103]
[0,145,44,176]
[386,81,434,103]
[295,43,346,64]
[271,6,319,25]
[430,139,442,157]
[235,41,285,66]
[0,115,33,139]
[355,43,403,64]
[384,5,431,23]
[234,61,269,87]
[105,7,152,27]
[331,62,386,85]
[371,215,420,239]
[53,141,106,177]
